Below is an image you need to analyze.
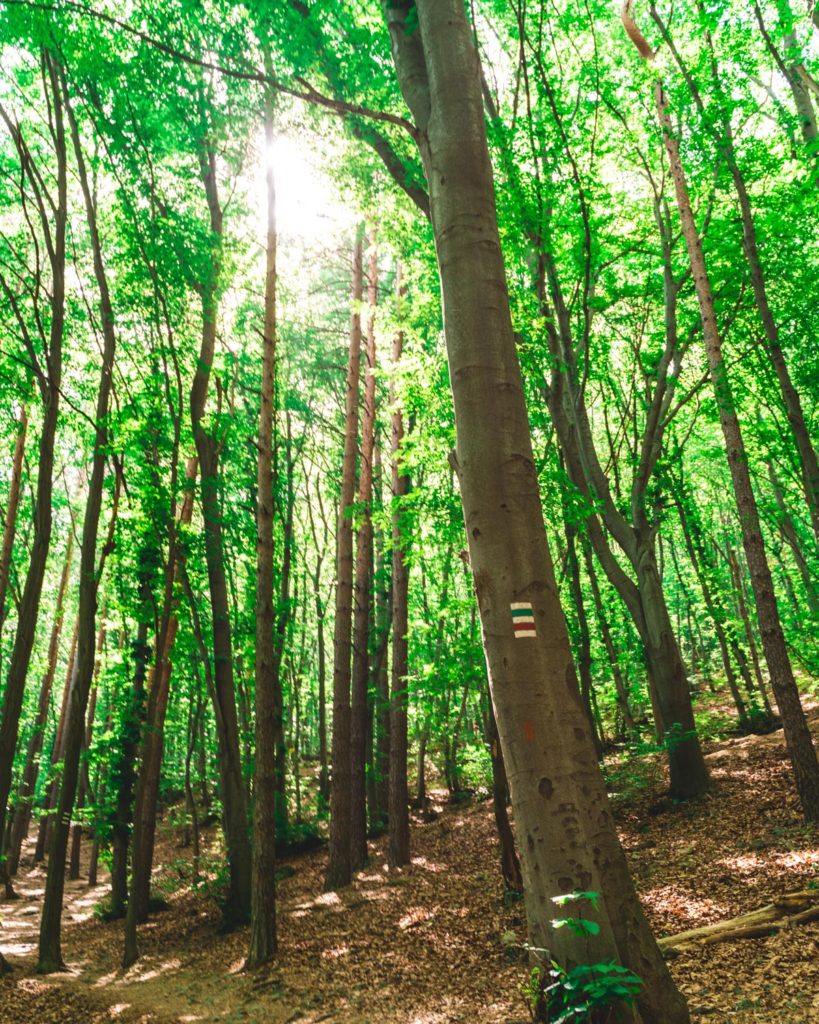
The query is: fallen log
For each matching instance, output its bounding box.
[659,890,819,951]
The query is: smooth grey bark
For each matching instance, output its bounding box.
[384,4,689,1019]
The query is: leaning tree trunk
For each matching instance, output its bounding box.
[325,235,364,891]
[246,92,278,969]
[388,278,411,869]
[350,244,378,871]
[38,72,118,972]
[385,4,690,1020]
[623,0,819,822]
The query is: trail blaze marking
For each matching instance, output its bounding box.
[523,719,535,743]
[511,601,536,638]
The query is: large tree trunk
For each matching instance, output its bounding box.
[38,72,118,972]
[246,93,278,969]
[325,236,363,891]
[623,0,819,822]
[350,244,378,871]
[388,280,410,868]
[385,5,690,1020]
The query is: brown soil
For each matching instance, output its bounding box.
[2,710,819,1023]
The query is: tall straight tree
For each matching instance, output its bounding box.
[388,266,410,869]
[350,242,378,871]
[0,405,26,634]
[189,114,251,925]
[0,52,66,914]
[652,6,819,553]
[623,0,819,822]
[325,235,363,891]
[383,3,690,1020]
[38,68,119,972]
[246,91,278,969]
[123,457,197,967]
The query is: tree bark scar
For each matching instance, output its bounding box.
[523,719,535,743]
[538,776,553,799]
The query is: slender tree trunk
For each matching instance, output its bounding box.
[765,457,819,616]
[0,406,27,634]
[325,235,363,891]
[35,616,78,865]
[387,9,689,1019]
[7,531,73,879]
[388,292,411,867]
[624,0,819,821]
[68,615,105,880]
[0,54,66,933]
[350,243,378,870]
[727,546,767,702]
[123,457,197,966]
[38,71,119,971]
[582,541,637,736]
[190,138,251,926]
[370,443,392,831]
[671,487,750,725]
[246,94,278,968]
[563,516,603,756]
[109,583,151,918]
[484,698,523,892]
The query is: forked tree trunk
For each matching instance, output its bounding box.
[325,235,364,891]
[246,92,278,969]
[388,280,410,868]
[386,5,689,1020]
[623,0,819,822]
[350,244,378,870]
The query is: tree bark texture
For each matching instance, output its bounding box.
[386,5,690,1020]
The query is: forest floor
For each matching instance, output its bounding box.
[2,705,819,1023]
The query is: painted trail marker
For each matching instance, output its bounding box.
[511,602,536,638]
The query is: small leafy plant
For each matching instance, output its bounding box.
[521,892,642,1022]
